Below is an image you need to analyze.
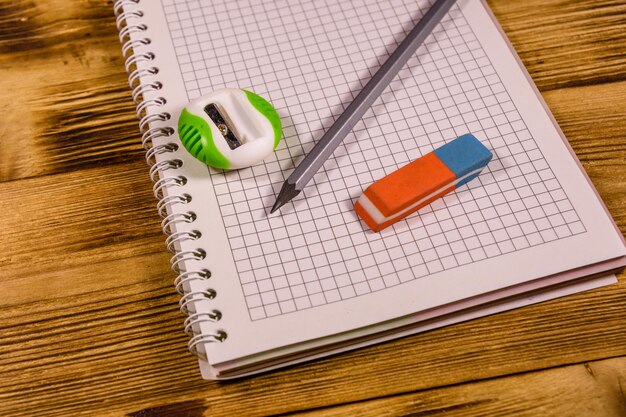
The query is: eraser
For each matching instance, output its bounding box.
[354,134,492,232]
[178,88,282,170]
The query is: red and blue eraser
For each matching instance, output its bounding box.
[354,134,492,232]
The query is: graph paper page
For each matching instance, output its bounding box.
[135,0,625,363]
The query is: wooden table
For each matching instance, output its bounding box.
[1,1,625,415]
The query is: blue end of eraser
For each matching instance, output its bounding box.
[433,134,493,188]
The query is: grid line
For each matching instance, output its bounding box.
[161,0,586,320]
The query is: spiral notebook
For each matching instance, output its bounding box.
[114,0,626,379]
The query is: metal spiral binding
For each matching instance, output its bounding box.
[125,52,155,74]
[179,289,216,315]
[122,38,151,58]
[156,192,190,217]
[174,268,210,294]
[142,126,174,151]
[152,174,186,199]
[114,0,226,359]
[162,211,197,235]
[129,67,159,89]
[184,311,222,335]
[188,332,228,360]
[166,230,202,254]
[140,112,170,134]
[136,97,166,119]
[133,81,162,103]
[146,143,179,166]
[171,249,206,273]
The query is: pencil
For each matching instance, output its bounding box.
[270,0,458,214]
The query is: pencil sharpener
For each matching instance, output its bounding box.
[177,88,282,170]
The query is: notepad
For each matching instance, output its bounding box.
[114,0,626,379]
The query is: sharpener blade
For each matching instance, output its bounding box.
[204,103,242,150]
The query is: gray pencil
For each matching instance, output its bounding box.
[271,0,458,214]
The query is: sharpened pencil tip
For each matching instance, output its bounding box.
[269,180,301,215]
[270,200,282,214]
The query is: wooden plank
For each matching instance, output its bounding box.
[289,357,626,417]
[1,268,624,417]
[0,159,165,280]
[0,1,114,56]
[488,0,626,90]
[0,0,141,182]
[1,0,625,182]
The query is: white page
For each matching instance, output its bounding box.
[202,274,617,378]
[122,0,625,366]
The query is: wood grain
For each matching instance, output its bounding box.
[0,0,625,182]
[0,268,626,416]
[1,271,625,417]
[289,357,626,417]
[0,0,625,416]
[0,0,140,182]
[488,0,626,90]
[0,159,164,281]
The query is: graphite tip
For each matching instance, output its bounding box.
[269,180,300,214]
